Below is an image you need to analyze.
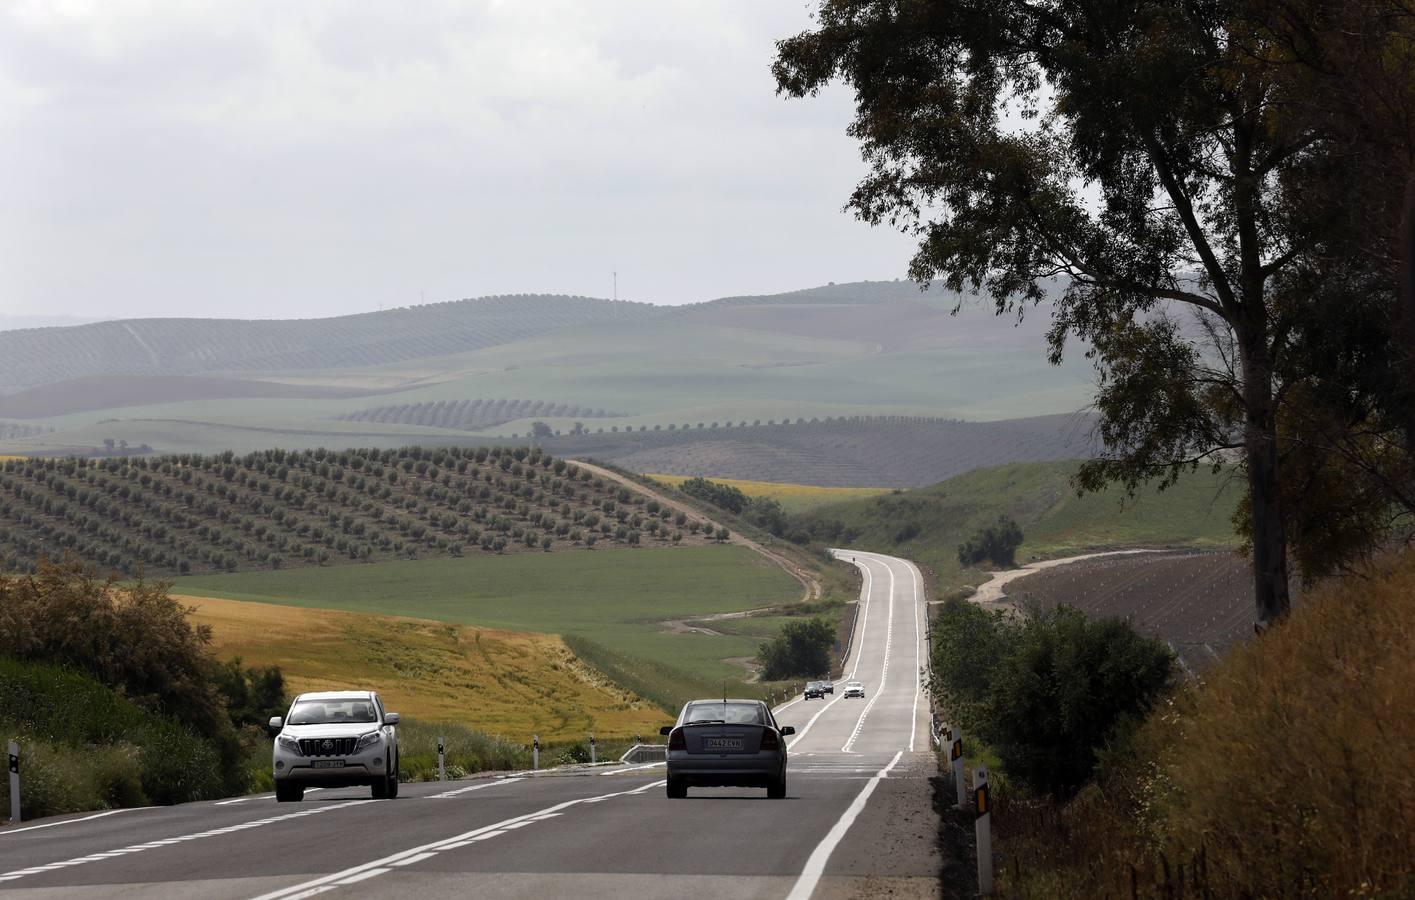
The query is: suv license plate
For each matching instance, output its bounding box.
[704,738,743,751]
[312,760,345,769]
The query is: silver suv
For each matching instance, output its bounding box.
[269,691,400,802]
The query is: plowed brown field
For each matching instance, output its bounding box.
[1006,551,1255,673]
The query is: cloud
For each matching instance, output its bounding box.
[0,2,915,317]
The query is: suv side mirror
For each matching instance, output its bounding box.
[384,712,400,725]
[780,726,796,736]
[268,716,283,731]
[659,725,673,736]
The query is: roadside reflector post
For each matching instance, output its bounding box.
[437,736,446,783]
[8,741,19,824]
[532,735,540,771]
[589,734,597,765]
[950,726,966,809]
[974,764,994,895]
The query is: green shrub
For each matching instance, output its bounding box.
[756,617,834,680]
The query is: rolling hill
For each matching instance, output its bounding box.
[0,294,658,393]
[0,280,1100,484]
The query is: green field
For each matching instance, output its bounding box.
[798,460,1243,593]
[175,544,801,701]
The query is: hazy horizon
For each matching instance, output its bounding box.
[0,3,916,321]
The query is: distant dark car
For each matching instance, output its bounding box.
[822,680,835,694]
[803,681,826,700]
[661,699,794,799]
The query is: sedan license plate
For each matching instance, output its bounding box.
[311,760,345,769]
[703,737,743,751]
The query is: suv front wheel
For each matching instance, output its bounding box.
[275,782,303,803]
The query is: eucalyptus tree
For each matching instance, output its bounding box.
[774,0,1402,624]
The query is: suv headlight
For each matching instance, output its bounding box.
[277,735,302,755]
[355,731,382,752]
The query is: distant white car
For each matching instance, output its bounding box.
[270,690,400,802]
[843,681,865,699]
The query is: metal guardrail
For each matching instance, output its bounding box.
[619,743,666,764]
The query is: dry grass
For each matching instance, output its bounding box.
[994,550,1415,898]
[644,474,892,513]
[181,595,666,742]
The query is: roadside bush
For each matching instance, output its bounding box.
[957,515,1024,568]
[982,606,1173,798]
[995,551,1415,898]
[0,555,229,739]
[756,617,834,680]
[930,602,1173,799]
[0,657,229,817]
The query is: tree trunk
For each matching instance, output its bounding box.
[1399,172,1415,456]
[1239,332,1291,627]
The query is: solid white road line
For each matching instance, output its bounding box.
[0,801,372,885]
[426,777,522,798]
[249,779,667,900]
[909,558,923,752]
[0,807,154,836]
[216,794,274,806]
[784,750,905,900]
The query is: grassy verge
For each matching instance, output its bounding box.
[184,596,665,741]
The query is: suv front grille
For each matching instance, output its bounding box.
[299,737,357,757]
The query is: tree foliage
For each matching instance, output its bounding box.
[774,0,1415,623]
[678,476,748,514]
[958,516,1024,568]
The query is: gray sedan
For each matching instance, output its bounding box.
[661,699,795,799]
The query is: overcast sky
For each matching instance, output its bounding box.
[0,1,919,320]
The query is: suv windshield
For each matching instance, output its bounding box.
[287,698,378,726]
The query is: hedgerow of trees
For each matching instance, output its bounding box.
[0,446,721,577]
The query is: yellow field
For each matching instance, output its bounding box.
[644,474,893,514]
[181,595,665,741]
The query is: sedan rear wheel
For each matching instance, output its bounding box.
[768,771,786,800]
[666,777,687,799]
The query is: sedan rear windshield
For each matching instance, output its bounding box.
[288,698,378,725]
[684,702,766,726]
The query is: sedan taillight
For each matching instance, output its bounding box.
[760,728,780,751]
[668,728,686,751]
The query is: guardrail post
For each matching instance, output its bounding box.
[437,736,445,782]
[950,726,966,809]
[8,741,19,824]
[589,734,597,765]
[532,735,540,771]
[974,764,994,895]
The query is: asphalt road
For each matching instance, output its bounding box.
[0,550,940,899]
